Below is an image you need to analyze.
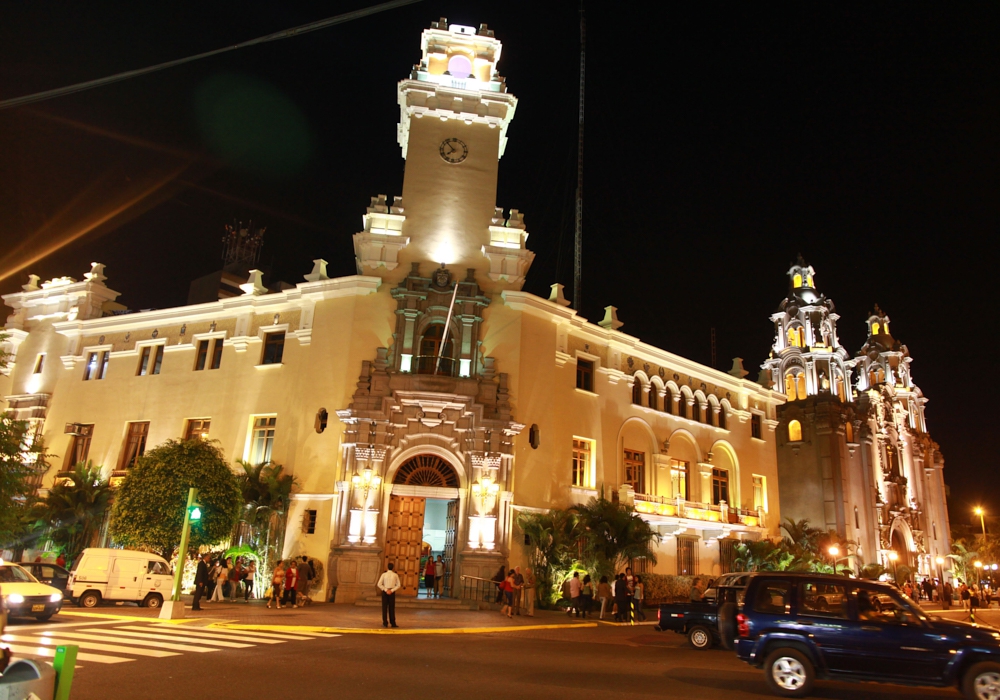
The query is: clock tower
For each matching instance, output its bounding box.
[352,19,534,291]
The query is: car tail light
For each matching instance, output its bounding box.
[657,608,661,620]
[737,613,750,637]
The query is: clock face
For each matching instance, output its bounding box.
[439,138,468,164]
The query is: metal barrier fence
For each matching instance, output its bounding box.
[459,575,501,604]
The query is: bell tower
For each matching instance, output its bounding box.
[352,19,533,291]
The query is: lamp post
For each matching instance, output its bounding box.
[827,545,848,575]
[935,556,945,582]
[888,550,899,584]
[975,560,983,586]
[352,467,382,544]
[975,507,987,539]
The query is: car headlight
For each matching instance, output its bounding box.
[50,593,62,602]
[7,593,24,604]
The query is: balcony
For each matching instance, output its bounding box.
[633,493,763,528]
[411,355,458,377]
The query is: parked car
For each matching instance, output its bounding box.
[656,574,750,649]
[23,562,70,593]
[67,548,173,609]
[734,572,1000,699]
[0,562,64,622]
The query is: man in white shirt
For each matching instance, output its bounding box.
[377,562,401,628]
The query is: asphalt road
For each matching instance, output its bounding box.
[4,612,966,700]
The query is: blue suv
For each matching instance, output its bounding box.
[733,572,1000,699]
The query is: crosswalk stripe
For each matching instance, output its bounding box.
[99,628,253,648]
[119,625,286,644]
[4,642,131,664]
[33,630,217,653]
[4,634,179,658]
[202,627,322,641]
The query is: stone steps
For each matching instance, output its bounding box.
[354,596,477,610]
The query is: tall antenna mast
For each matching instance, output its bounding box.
[573,0,586,311]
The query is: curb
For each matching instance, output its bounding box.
[57,610,197,624]
[210,621,599,635]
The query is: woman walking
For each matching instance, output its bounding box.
[267,561,285,609]
[597,575,612,619]
[210,558,229,602]
[284,560,299,608]
[499,569,518,619]
[580,575,594,619]
[243,560,256,601]
[633,575,646,622]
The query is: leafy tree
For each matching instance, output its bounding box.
[0,332,49,549]
[733,539,794,572]
[110,439,241,558]
[27,461,111,564]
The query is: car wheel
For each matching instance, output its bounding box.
[717,602,737,651]
[78,591,101,609]
[687,625,713,650]
[763,648,815,698]
[963,661,1000,700]
[142,593,163,609]
[34,614,53,622]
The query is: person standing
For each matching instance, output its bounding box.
[268,561,285,609]
[943,580,954,609]
[243,560,256,601]
[512,567,525,615]
[230,561,244,602]
[434,556,446,598]
[55,553,66,568]
[568,571,583,617]
[297,556,312,607]
[210,558,229,602]
[377,562,401,628]
[492,564,506,604]
[522,567,536,617]
[580,575,594,619]
[597,575,612,619]
[423,555,436,597]
[191,552,211,611]
[614,573,631,622]
[283,560,299,608]
[633,575,646,622]
[500,569,518,618]
[689,577,704,602]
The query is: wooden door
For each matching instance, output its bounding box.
[443,499,457,597]
[384,495,425,596]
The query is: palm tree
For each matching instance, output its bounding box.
[948,539,979,585]
[517,509,581,606]
[233,460,296,592]
[572,496,660,578]
[28,462,111,565]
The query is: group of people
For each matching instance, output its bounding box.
[563,567,646,622]
[191,553,257,609]
[492,565,536,618]
[267,556,316,609]
[421,554,447,597]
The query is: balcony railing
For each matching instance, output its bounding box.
[412,355,457,377]
[633,493,764,528]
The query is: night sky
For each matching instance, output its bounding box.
[1,2,997,527]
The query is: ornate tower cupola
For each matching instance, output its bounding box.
[855,304,919,406]
[762,256,853,403]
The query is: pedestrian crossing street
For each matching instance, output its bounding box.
[1,619,339,667]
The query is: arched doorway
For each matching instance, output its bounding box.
[384,455,460,597]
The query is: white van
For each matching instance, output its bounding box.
[68,548,173,609]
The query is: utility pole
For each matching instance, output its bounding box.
[160,487,199,619]
[573,0,586,312]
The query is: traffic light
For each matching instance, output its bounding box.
[189,505,202,521]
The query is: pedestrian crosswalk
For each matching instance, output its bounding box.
[1,620,338,667]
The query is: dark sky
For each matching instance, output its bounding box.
[1,2,997,527]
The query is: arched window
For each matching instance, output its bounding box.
[806,275,814,287]
[796,374,807,400]
[845,421,855,443]
[872,322,881,335]
[793,274,803,288]
[632,380,642,406]
[798,328,806,347]
[875,367,885,384]
[680,397,689,420]
[648,388,658,411]
[785,373,797,401]
[718,407,727,430]
[788,419,802,442]
[835,374,846,402]
[665,389,675,415]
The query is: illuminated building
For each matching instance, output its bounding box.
[1,19,784,601]
[763,257,951,579]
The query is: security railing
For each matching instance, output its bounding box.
[459,574,502,604]
[633,493,764,527]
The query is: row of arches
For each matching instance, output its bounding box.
[629,374,730,430]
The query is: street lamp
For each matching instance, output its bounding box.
[471,474,500,508]
[827,545,848,575]
[975,507,987,538]
[936,555,945,582]
[352,467,382,501]
[975,560,984,585]
[888,550,899,583]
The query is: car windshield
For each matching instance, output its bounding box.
[0,565,38,583]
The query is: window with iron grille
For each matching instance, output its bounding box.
[623,449,645,494]
[120,422,150,470]
[677,537,698,576]
[303,509,317,534]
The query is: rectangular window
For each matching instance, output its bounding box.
[751,580,791,615]
[210,339,223,369]
[83,352,98,380]
[195,340,209,371]
[137,346,151,376]
[677,537,697,576]
[33,354,44,374]
[262,332,285,365]
[120,421,150,470]
[184,419,211,441]
[249,416,277,464]
[151,345,164,375]
[576,358,594,392]
[571,438,593,488]
[751,413,763,440]
[64,424,94,470]
[303,509,318,534]
[712,468,729,505]
[670,459,688,500]
[96,351,109,380]
[623,449,645,494]
[753,475,766,511]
